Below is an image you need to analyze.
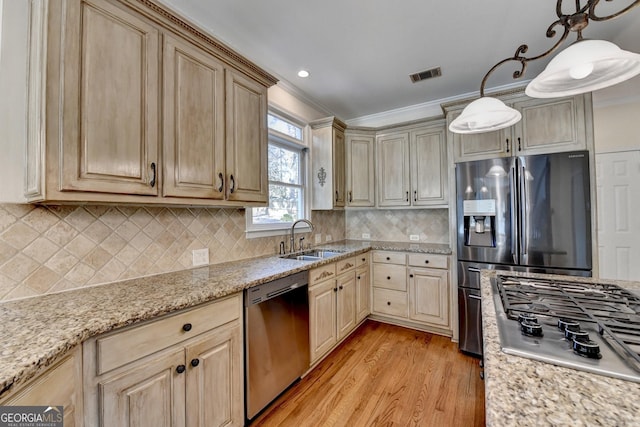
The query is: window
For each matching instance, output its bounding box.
[246,112,309,237]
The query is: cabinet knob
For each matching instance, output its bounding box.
[176,365,186,374]
[387,301,391,306]
[409,274,414,278]
[333,287,338,292]
[339,285,344,290]
[425,260,429,264]
[387,276,391,280]
[357,276,361,280]
[190,358,200,367]
[182,323,192,332]
[362,258,366,262]
[386,257,390,261]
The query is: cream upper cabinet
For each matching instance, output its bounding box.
[83,295,244,427]
[377,132,411,207]
[225,70,269,203]
[0,346,83,427]
[410,125,448,206]
[377,120,448,208]
[163,34,226,200]
[311,117,347,210]
[447,93,592,163]
[12,0,276,206]
[345,131,376,207]
[57,0,160,196]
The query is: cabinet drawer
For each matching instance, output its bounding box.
[309,263,336,286]
[373,251,406,265]
[337,256,356,274]
[356,252,370,267]
[373,264,406,291]
[408,253,448,269]
[94,294,241,375]
[373,288,408,318]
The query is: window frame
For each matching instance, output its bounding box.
[246,111,311,238]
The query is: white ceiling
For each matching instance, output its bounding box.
[159,0,640,122]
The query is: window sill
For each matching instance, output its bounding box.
[245,225,311,239]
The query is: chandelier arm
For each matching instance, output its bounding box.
[478,24,570,96]
[589,0,640,20]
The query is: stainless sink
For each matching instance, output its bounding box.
[280,249,343,261]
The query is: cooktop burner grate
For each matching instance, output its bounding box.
[497,276,640,373]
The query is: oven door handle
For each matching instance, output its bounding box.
[468,267,481,273]
[468,294,482,301]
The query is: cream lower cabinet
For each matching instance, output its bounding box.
[355,252,371,322]
[0,346,83,427]
[83,294,243,427]
[372,251,451,334]
[309,256,365,364]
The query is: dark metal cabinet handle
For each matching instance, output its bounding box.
[348,191,352,203]
[229,174,235,194]
[150,163,156,188]
[182,323,192,332]
[518,137,522,151]
[405,191,409,202]
[335,190,339,202]
[218,173,224,192]
[505,138,510,153]
[333,287,338,292]
[414,190,417,202]
[339,285,343,290]
[190,358,200,367]
[176,365,186,374]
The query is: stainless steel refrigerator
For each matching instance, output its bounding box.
[456,150,592,356]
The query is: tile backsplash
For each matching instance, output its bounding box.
[346,209,449,244]
[0,204,344,301]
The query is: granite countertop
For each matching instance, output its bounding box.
[0,239,449,399]
[482,270,640,426]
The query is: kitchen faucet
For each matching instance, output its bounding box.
[289,219,315,253]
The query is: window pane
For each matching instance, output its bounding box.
[267,114,303,141]
[253,185,302,224]
[268,145,300,184]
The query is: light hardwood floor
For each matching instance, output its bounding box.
[251,320,485,427]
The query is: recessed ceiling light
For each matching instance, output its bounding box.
[297,70,310,78]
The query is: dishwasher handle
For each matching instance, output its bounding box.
[245,271,309,306]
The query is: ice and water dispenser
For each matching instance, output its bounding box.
[463,199,497,247]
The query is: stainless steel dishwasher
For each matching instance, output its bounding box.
[244,271,309,421]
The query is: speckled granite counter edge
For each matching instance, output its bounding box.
[481,270,640,427]
[0,240,450,399]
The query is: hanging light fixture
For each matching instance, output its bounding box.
[450,0,640,134]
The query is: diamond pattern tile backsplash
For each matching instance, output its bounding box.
[0,204,345,301]
[346,209,449,244]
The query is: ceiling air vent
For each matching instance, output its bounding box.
[410,67,442,83]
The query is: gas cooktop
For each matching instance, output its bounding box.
[491,275,640,383]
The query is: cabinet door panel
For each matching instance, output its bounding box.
[377,133,410,206]
[409,268,449,327]
[346,135,375,206]
[514,96,586,154]
[225,70,268,203]
[337,272,356,340]
[450,111,510,162]
[333,128,346,207]
[163,35,225,199]
[185,324,242,427]
[100,348,186,427]
[356,265,370,323]
[411,127,447,205]
[61,0,159,195]
[309,280,337,363]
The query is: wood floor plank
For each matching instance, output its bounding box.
[251,320,485,427]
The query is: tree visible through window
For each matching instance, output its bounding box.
[248,113,307,232]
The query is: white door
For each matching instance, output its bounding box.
[596,150,640,280]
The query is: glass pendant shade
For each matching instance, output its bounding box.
[449,96,522,134]
[526,39,640,98]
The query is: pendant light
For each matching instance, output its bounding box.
[450,0,640,135]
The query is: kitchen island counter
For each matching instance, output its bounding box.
[482,270,640,426]
[0,239,449,399]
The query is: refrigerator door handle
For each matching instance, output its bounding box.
[510,165,518,264]
[520,164,528,255]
